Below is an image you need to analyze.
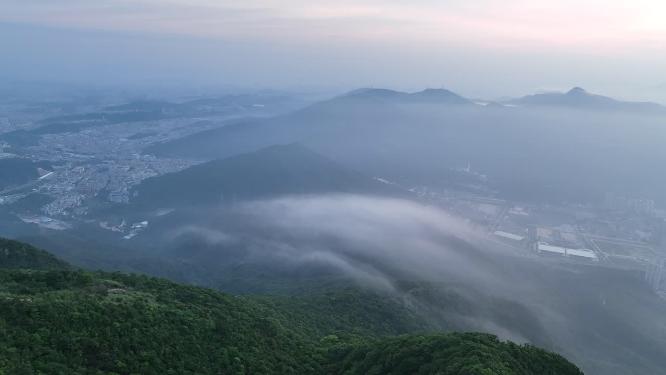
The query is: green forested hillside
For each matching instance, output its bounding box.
[0,239,583,374]
[325,333,583,375]
[255,288,430,338]
[0,238,69,270]
[0,269,321,374]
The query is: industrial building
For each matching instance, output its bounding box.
[537,242,598,261]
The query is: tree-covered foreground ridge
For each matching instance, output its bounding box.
[0,238,583,374]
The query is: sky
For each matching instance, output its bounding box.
[1,0,666,101]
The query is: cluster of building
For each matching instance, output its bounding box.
[492,229,599,261]
[417,186,666,291]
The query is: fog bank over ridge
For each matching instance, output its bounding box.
[168,194,666,375]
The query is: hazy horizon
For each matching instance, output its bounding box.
[2,1,666,102]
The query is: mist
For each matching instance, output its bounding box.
[158,194,666,375]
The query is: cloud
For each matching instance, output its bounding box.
[169,194,510,293]
[232,194,499,286]
[176,194,558,345]
[168,194,666,372]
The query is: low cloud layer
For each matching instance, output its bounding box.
[173,194,513,293]
[167,194,666,374]
[171,195,547,342]
[233,194,497,287]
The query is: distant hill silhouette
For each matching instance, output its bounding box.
[343,88,473,105]
[508,87,666,112]
[145,86,666,206]
[133,144,399,208]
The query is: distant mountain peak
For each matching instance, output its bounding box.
[410,88,471,105]
[416,88,457,96]
[345,88,406,99]
[0,238,70,270]
[566,87,587,95]
[133,143,400,208]
[509,87,665,113]
[342,87,471,105]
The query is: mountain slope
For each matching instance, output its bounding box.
[0,269,322,374]
[133,143,399,208]
[326,333,582,375]
[0,237,70,270]
[0,240,583,375]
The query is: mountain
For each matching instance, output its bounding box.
[142,88,478,179]
[409,88,474,105]
[343,88,473,105]
[0,260,323,374]
[0,239,583,374]
[344,88,410,100]
[146,87,666,206]
[508,87,666,113]
[0,238,69,270]
[132,143,399,208]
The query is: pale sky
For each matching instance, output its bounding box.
[2,0,666,101]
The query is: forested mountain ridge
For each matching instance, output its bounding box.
[132,143,400,209]
[0,238,583,374]
[0,237,70,270]
[326,333,583,375]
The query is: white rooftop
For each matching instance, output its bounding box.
[538,242,598,259]
[493,231,525,241]
[567,248,598,259]
[538,242,566,255]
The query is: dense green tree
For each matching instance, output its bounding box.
[0,238,583,374]
[0,238,69,271]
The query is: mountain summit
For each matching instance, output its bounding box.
[410,88,472,105]
[509,87,665,113]
[566,87,587,95]
[134,144,398,208]
[342,88,472,105]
